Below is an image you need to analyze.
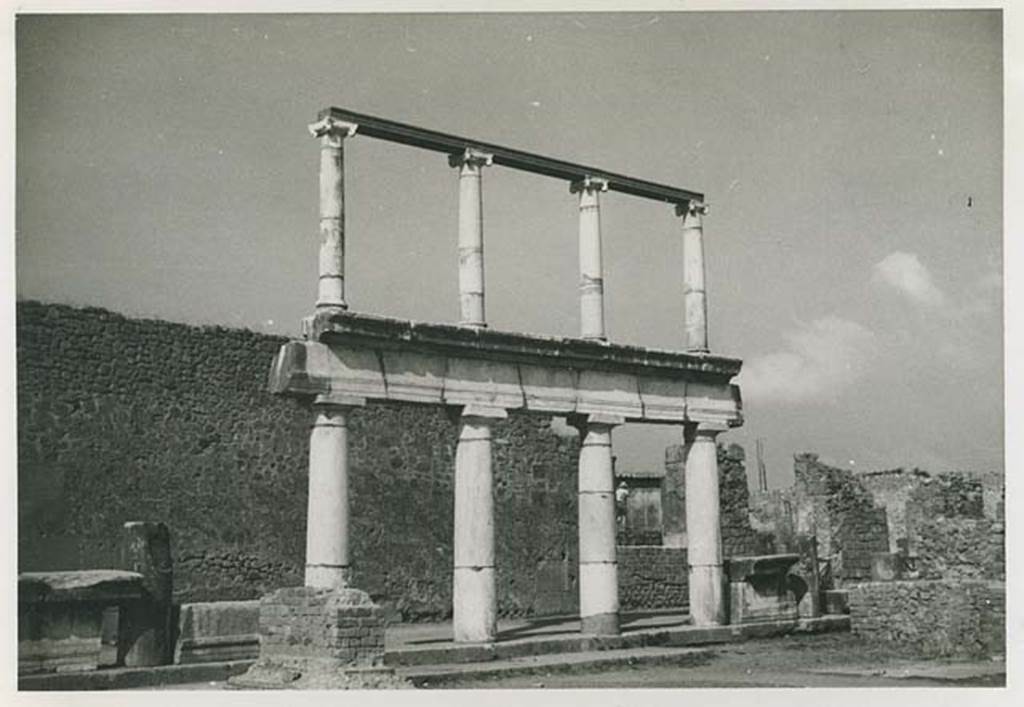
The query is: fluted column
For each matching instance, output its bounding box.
[571,177,609,341]
[305,395,363,588]
[576,414,622,635]
[449,148,494,328]
[683,422,726,625]
[453,406,504,642]
[677,201,710,352]
[308,116,358,311]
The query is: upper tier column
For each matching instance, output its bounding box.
[570,177,609,341]
[449,148,494,328]
[308,116,358,311]
[677,201,710,353]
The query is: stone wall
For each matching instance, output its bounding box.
[792,454,890,582]
[617,547,688,611]
[17,301,580,621]
[662,442,770,558]
[914,517,1005,582]
[848,580,1005,657]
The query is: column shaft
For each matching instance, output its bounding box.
[681,202,709,352]
[684,425,725,625]
[316,129,347,310]
[453,416,497,642]
[305,405,351,588]
[576,182,607,341]
[454,151,490,328]
[577,422,620,635]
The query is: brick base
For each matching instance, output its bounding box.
[230,587,409,689]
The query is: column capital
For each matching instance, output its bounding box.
[675,200,709,218]
[684,420,728,442]
[308,117,359,144]
[570,176,610,194]
[448,147,494,169]
[313,392,366,409]
[567,412,625,433]
[460,404,508,422]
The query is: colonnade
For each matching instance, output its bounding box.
[304,115,728,641]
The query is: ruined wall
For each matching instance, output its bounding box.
[858,469,929,553]
[17,301,580,620]
[792,454,889,582]
[617,547,688,611]
[848,580,1005,658]
[662,442,770,557]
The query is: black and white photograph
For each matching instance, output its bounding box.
[6,1,1015,697]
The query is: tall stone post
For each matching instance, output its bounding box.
[308,116,358,311]
[571,177,609,341]
[678,201,710,353]
[453,406,504,643]
[305,395,363,589]
[575,415,622,635]
[118,521,173,666]
[449,148,494,328]
[683,422,726,626]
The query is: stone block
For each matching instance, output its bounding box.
[175,600,260,664]
[686,382,740,427]
[823,589,849,615]
[576,370,642,418]
[519,363,577,413]
[379,350,445,404]
[637,376,687,422]
[18,570,145,675]
[443,358,524,410]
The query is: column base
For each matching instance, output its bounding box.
[453,567,497,643]
[304,565,351,589]
[580,612,620,636]
[228,586,411,690]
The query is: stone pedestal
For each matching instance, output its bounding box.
[230,587,408,690]
[725,554,800,625]
[18,570,145,675]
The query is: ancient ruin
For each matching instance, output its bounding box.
[16,107,1003,689]
[230,107,746,684]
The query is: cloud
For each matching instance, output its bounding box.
[737,316,876,405]
[873,251,947,307]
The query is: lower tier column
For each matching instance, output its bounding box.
[684,422,726,626]
[453,406,504,643]
[305,395,363,589]
[577,415,621,635]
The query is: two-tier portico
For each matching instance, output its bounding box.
[275,107,743,643]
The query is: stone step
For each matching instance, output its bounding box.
[399,645,715,686]
[386,615,850,667]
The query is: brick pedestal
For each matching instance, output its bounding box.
[229,587,408,689]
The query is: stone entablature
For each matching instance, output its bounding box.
[271,310,743,428]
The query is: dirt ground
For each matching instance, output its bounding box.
[436,633,1006,689]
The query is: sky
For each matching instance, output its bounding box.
[14,9,1004,487]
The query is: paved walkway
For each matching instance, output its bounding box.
[385,608,690,650]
